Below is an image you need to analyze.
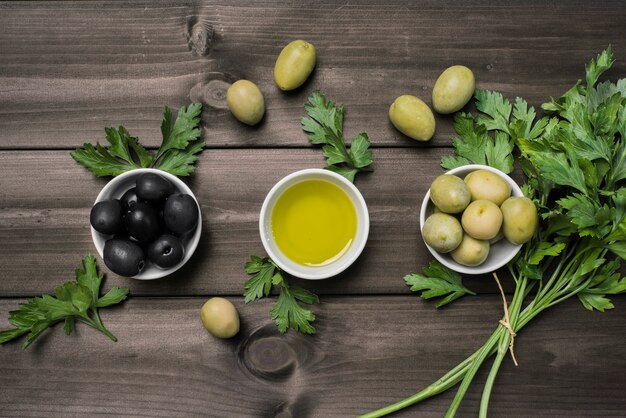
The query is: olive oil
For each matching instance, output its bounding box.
[271,180,357,267]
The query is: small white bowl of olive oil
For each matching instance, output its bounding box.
[259,169,370,280]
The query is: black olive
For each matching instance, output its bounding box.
[103,237,145,277]
[124,202,162,243]
[147,234,185,269]
[163,194,199,235]
[90,199,123,235]
[120,187,142,209]
[136,173,175,201]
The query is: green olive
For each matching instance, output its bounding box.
[464,169,511,205]
[227,80,265,126]
[429,174,471,214]
[501,197,538,245]
[432,65,475,114]
[201,297,240,339]
[422,213,463,253]
[451,234,490,266]
[274,40,316,91]
[461,199,503,240]
[388,95,436,141]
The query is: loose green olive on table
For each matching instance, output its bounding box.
[388,95,436,141]
[432,65,476,114]
[226,80,266,126]
[201,297,240,339]
[274,39,317,91]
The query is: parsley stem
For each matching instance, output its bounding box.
[479,276,528,418]
[77,315,118,342]
[443,328,505,418]
[358,351,477,418]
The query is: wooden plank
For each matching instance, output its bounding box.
[0,148,522,297]
[1,1,625,148]
[0,295,625,417]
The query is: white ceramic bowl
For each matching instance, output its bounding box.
[91,168,202,280]
[259,169,370,280]
[419,164,523,275]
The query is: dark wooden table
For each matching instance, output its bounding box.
[2,1,626,417]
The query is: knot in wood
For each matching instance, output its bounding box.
[188,77,231,109]
[241,337,298,381]
[186,16,213,56]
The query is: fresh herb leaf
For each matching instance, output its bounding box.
[271,281,319,334]
[404,261,476,308]
[70,141,139,177]
[441,112,514,174]
[155,103,203,161]
[72,104,205,177]
[475,90,512,134]
[527,242,566,265]
[97,287,131,308]
[0,255,129,349]
[301,91,373,183]
[243,256,319,334]
[585,45,614,89]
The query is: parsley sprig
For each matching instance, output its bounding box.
[0,255,129,349]
[301,91,373,183]
[441,91,548,174]
[404,261,476,308]
[244,256,319,334]
[365,47,626,418]
[71,103,204,177]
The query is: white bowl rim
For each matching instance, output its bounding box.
[419,164,524,275]
[91,168,202,280]
[259,168,370,280]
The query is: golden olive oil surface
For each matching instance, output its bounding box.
[271,180,356,266]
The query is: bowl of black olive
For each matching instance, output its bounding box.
[90,169,201,280]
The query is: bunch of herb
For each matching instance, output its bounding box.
[243,256,319,334]
[362,47,626,417]
[301,91,374,183]
[0,255,129,349]
[71,103,204,176]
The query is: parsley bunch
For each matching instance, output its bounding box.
[301,91,373,183]
[0,255,129,349]
[71,104,204,176]
[243,256,319,334]
[364,47,626,417]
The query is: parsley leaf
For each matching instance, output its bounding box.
[271,281,318,334]
[71,104,205,177]
[154,103,203,161]
[0,255,129,349]
[475,90,512,134]
[243,256,319,334]
[585,45,614,89]
[440,112,514,174]
[301,91,373,183]
[577,259,626,312]
[404,261,476,308]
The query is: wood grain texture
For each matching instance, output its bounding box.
[0,148,521,297]
[2,2,626,417]
[0,1,625,149]
[1,296,625,417]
